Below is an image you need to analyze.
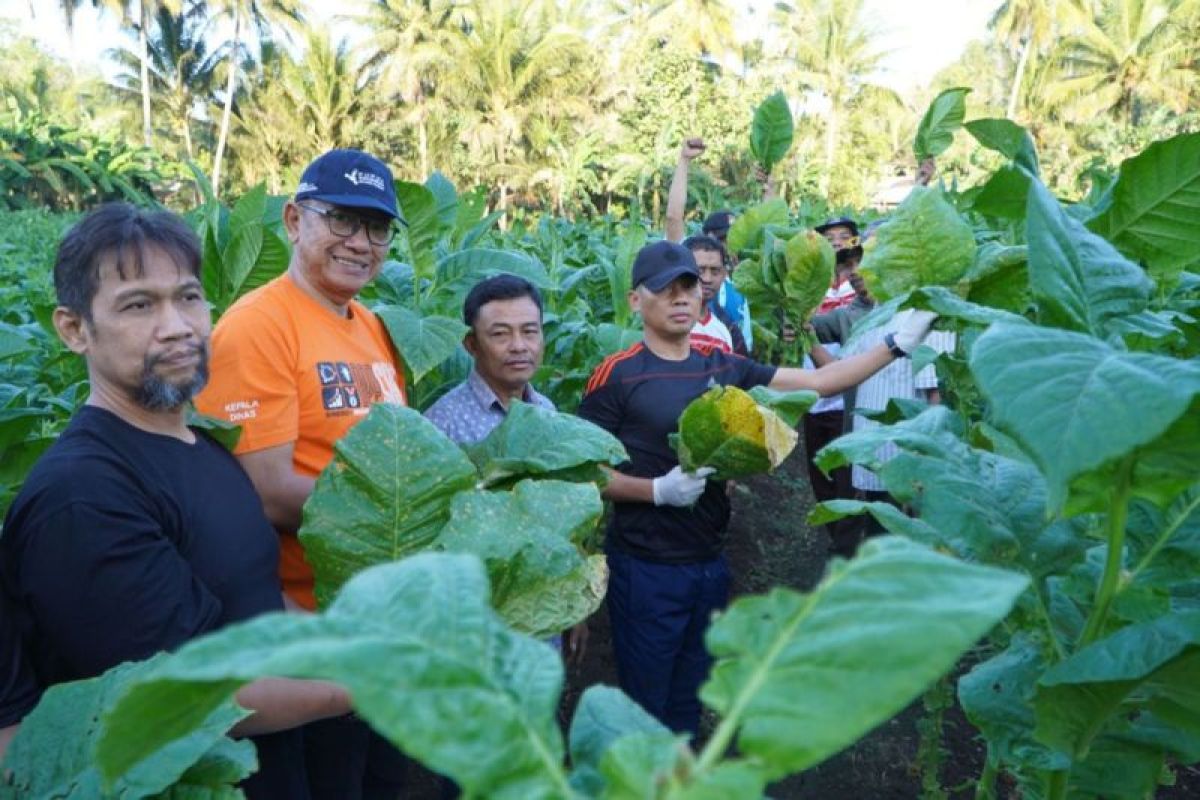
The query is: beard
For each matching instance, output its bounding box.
[134,343,210,411]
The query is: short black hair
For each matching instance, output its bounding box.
[54,203,202,321]
[462,273,543,327]
[682,234,726,256]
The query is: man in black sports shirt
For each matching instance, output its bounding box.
[0,204,355,796]
[578,240,934,735]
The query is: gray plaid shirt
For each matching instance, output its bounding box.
[423,369,555,445]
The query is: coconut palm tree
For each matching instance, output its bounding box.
[280,31,369,154]
[109,2,218,159]
[349,0,461,179]
[660,0,736,60]
[989,0,1066,119]
[772,0,885,196]
[57,0,182,147]
[441,0,596,220]
[1049,0,1198,127]
[207,0,305,197]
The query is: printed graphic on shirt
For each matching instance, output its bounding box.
[316,360,405,415]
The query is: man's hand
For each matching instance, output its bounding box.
[652,466,716,507]
[848,271,873,304]
[565,622,589,666]
[916,157,937,187]
[680,137,706,162]
[754,164,778,200]
[891,309,938,354]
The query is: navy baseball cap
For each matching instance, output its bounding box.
[295,149,402,222]
[632,240,700,292]
[815,216,859,236]
[702,210,734,235]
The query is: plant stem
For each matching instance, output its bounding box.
[974,749,998,800]
[1077,456,1134,648]
[916,675,951,800]
[1045,768,1068,800]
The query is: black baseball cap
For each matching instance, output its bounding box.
[702,210,734,235]
[631,240,700,292]
[815,216,859,236]
[295,148,403,222]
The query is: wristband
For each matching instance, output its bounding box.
[883,332,907,358]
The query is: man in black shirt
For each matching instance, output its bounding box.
[578,240,934,735]
[0,204,353,796]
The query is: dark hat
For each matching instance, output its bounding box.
[815,216,859,236]
[632,240,700,292]
[295,149,402,221]
[702,210,735,235]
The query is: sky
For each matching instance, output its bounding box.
[2,0,998,94]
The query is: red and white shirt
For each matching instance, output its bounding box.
[816,278,857,314]
[690,309,733,353]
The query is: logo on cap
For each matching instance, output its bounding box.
[344,169,385,192]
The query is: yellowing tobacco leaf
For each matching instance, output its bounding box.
[671,385,801,480]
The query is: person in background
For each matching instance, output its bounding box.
[681,234,748,356]
[195,148,408,800]
[0,204,356,798]
[665,137,754,350]
[578,239,936,736]
[423,273,588,662]
[802,216,868,555]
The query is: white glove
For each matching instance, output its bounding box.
[890,309,938,355]
[652,466,717,507]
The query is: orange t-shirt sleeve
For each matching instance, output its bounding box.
[196,307,301,455]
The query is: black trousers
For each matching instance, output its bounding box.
[303,714,410,800]
[803,410,860,556]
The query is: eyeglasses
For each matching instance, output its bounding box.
[298,203,396,246]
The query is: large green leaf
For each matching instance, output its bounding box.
[298,404,478,608]
[436,480,605,636]
[964,118,1039,173]
[1,657,250,799]
[970,323,1200,511]
[374,305,467,383]
[220,184,267,302]
[745,386,818,428]
[815,406,1084,576]
[726,200,789,256]
[958,636,1070,773]
[1025,177,1151,337]
[567,686,675,797]
[857,187,975,301]
[96,555,574,800]
[467,400,627,489]
[968,165,1031,220]
[395,181,442,280]
[0,323,36,360]
[749,91,794,173]
[699,536,1028,777]
[1086,131,1200,285]
[780,230,834,320]
[913,87,970,162]
[1034,612,1200,760]
[964,243,1031,313]
[436,248,551,291]
[425,171,458,227]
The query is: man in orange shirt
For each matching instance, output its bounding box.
[196,148,407,799]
